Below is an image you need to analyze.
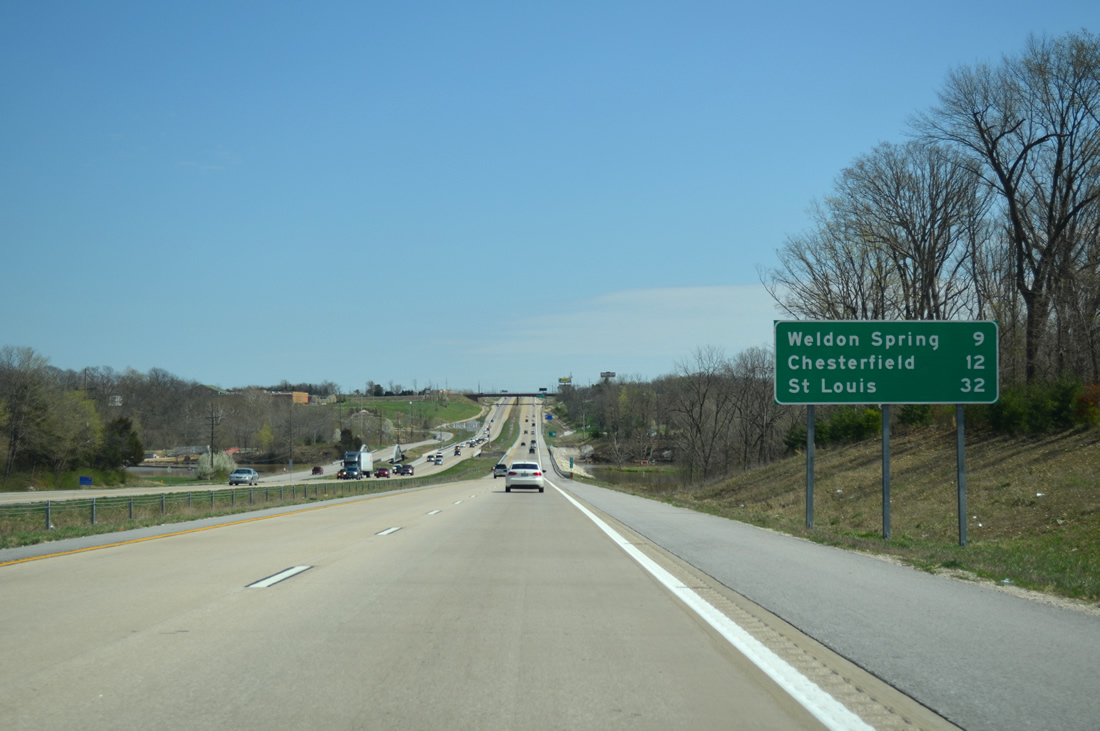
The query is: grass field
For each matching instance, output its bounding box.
[337,395,483,425]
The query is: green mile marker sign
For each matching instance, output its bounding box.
[774,321,998,405]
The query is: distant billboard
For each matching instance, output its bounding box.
[558,377,572,384]
[600,371,616,379]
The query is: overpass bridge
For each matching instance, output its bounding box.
[470,393,554,400]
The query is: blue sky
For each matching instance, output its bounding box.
[2,1,1094,393]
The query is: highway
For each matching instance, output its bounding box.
[0,450,847,728]
[2,398,1096,729]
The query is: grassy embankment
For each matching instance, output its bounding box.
[334,395,484,456]
[567,426,1100,603]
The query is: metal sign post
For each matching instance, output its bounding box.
[806,405,814,529]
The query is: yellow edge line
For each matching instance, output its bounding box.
[0,491,395,568]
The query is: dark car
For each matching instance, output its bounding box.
[375,467,390,478]
[311,466,324,475]
[395,464,414,476]
[338,466,361,480]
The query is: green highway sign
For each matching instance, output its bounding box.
[774,320,998,405]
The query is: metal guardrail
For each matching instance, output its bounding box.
[547,446,568,479]
[0,467,487,537]
[0,483,371,535]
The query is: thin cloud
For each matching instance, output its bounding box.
[471,285,779,361]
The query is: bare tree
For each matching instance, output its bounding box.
[761,201,898,321]
[667,347,739,482]
[728,346,786,470]
[914,30,1100,382]
[834,141,989,320]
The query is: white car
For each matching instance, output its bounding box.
[505,462,544,493]
[229,468,259,486]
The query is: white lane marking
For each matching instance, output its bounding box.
[248,565,312,588]
[427,510,442,515]
[453,500,463,505]
[551,482,873,731]
[376,527,402,536]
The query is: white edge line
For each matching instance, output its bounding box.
[377,526,402,536]
[248,565,312,588]
[550,482,873,731]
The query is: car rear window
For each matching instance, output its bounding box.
[511,462,539,470]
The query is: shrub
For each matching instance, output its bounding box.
[982,380,1085,435]
[783,407,881,451]
[195,451,238,481]
[898,404,933,427]
[827,406,881,443]
[784,422,808,452]
[1073,384,1100,428]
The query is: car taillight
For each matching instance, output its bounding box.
[508,471,517,476]
[534,471,542,476]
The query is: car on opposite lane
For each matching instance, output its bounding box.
[229,468,259,486]
[375,467,390,478]
[505,461,544,493]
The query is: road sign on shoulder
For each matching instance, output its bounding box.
[774,320,998,405]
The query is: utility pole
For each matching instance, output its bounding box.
[206,401,221,470]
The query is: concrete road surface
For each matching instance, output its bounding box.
[0,474,912,730]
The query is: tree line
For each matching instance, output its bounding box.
[554,346,793,482]
[0,346,368,488]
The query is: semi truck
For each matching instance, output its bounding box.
[341,446,373,479]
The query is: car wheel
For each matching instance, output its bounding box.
[539,487,544,493]
[505,487,511,492]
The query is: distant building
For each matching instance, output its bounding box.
[270,391,310,405]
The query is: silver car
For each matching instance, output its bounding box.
[505,462,544,493]
[229,468,259,486]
